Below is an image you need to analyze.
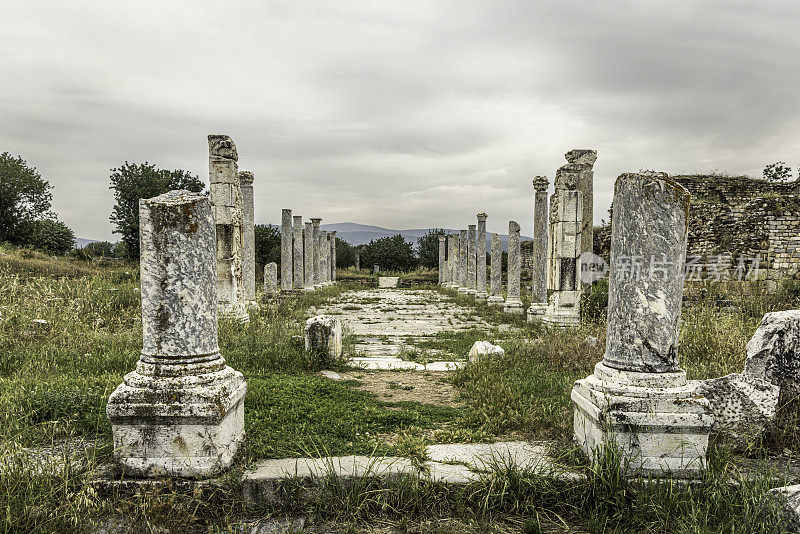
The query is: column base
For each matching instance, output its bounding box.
[466,289,477,297]
[218,303,249,323]
[475,291,489,301]
[107,365,247,478]
[526,302,547,322]
[457,287,470,294]
[487,295,505,307]
[571,362,712,476]
[503,299,524,315]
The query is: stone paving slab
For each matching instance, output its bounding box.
[348,357,465,371]
[378,277,400,288]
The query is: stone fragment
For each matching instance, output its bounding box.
[487,233,504,306]
[106,190,246,477]
[504,221,524,314]
[304,222,314,292]
[528,176,549,320]
[571,172,712,475]
[305,315,343,362]
[476,213,488,299]
[239,171,256,302]
[468,340,505,362]
[438,235,446,285]
[467,224,477,296]
[280,209,293,291]
[292,215,304,289]
[264,262,278,295]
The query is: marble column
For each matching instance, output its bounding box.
[467,225,477,296]
[355,251,361,271]
[207,135,247,321]
[311,218,322,288]
[543,183,583,327]
[304,222,315,291]
[572,172,712,475]
[292,215,304,290]
[476,213,488,300]
[239,171,255,302]
[264,262,278,295]
[487,233,504,306]
[438,235,446,285]
[446,235,457,288]
[527,176,549,320]
[321,231,331,285]
[281,209,293,292]
[330,231,337,282]
[106,191,246,477]
[458,229,469,293]
[504,221,524,314]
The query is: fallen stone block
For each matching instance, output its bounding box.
[305,315,343,362]
[468,340,505,363]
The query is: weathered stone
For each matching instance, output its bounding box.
[468,340,505,362]
[528,176,548,320]
[487,233,504,306]
[330,231,337,282]
[467,224,477,296]
[264,262,278,295]
[303,222,314,292]
[438,235,446,285]
[239,171,256,302]
[504,221,524,314]
[571,172,712,475]
[476,213,488,299]
[563,148,596,255]
[446,234,458,287]
[280,209,292,291]
[543,185,583,328]
[318,231,328,286]
[766,484,800,532]
[458,229,469,293]
[373,264,379,274]
[305,315,343,362]
[355,251,360,270]
[292,216,304,289]
[208,135,247,321]
[311,218,322,288]
[106,190,246,477]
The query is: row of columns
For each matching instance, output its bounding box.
[277,210,337,293]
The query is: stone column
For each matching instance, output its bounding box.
[281,209,293,292]
[321,231,330,286]
[458,229,469,293]
[304,222,315,291]
[438,235,446,285]
[264,262,278,295]
[292,215,304,290]
[311,218,322,288]
[543,185,583,328]
[467,225,477,296]
[207,135,247,321]
[487,233,504,306]
[239,171,255,302]
[571,172,712,475]
[355,251,361,271]
[476,213,488,300]
[527,176,549,320]
[106,191,246,477]
[504,221,524,314]
[446,234,457,287]
[557,150,596,259]
[330,231,337,282]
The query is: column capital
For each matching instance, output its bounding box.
[532,175,549,191]
[310,218,322,224]
[438,235,446,242]
[238,170,254,186]
[476,212,488,221]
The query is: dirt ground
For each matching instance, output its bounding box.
[339,369,463,407]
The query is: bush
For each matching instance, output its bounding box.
[25,219,75,254]
[360,234,417,272]
[84,241,115,257]
[580,279,609,323]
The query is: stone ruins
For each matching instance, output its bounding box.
[106,190,246,476]
[504,221,524,314]
[527,176,549,320]
[277,212,338,293]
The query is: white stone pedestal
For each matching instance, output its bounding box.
[503,299,524,315]
[542,292,580,327]
[487,295,504,307]
[526,302,547,322]
[571,362,712,475]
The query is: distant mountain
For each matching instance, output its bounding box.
[74,237,99,248]
[320,222,531,252]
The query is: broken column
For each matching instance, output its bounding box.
[476,213,488,300]
[281,209,293,292]
[305,315,343,363]
[207,135,247,321]
[564,149,596,256]
[528,176,549,321]
[542,173,583,327]
[304,221,315,291]
[292,215,304,290]
[458,229,469,293]
[571,172,712,475]
[487,233,504,306]
[239,171,255,303]
[311,218,322,288]
[504,221,524,314]
[264,262,278,295]
[106,190,246,477]
[467,225,477,296]
[438,235,446,285]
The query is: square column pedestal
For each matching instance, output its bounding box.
[572,362,712,475]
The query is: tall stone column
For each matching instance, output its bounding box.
[527,176,549,320]
[504,221,524,314]
[438,236,446,285]
[476,213,488,300]
[239,171,255,302]
[304,222,315,291]
[321,231,331,285]
[355,251,361,271]
[330,231,337,282]
[487,233,504,306]
[446,235,457,288]
[311,218,322,288]
[572,172,712,475]
[458,229,469,293]
[543,183,583,327]
[293,215,304,290]
[207,135,247,321]
[106,191,246,477]
[281,209,293,292]
[467,225,477,296]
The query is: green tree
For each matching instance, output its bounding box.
[26,219,75,254]
[254,224,281,276]
[416,229,446,269]
[335,238,356,268]
[360,234,417,272]
[109,162,204,258]
[763,162,792,183]
[84,241,115,257]
[0,153,54,245]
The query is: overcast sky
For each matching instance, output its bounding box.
[3,1,799,241]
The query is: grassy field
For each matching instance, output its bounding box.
[1,244,799,532]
